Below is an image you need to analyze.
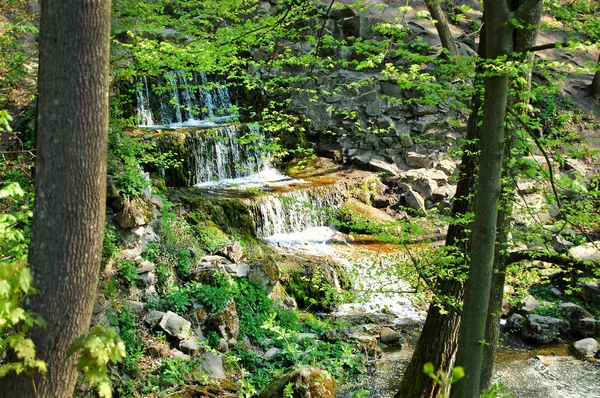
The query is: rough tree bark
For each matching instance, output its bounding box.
[450,1,515,396]
[0,0,111,397]
[479,0,542,388]
[425,0,459,57]
[394,29,487,398]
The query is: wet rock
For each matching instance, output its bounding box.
[505,314,524,333]
[517,295,540,315]
[575,318,600,338]
[257,366,336,398]
[380,327,401,345]
[159,311,192,340]
[322,328,381,358]
[521,314,567,344]
[572,338,598,359]
[114,197,154,229]
[559,302,590,321]
[202,352,226,379]
[216,241,244,264]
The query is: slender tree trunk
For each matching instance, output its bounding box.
[479,0,542,388]
[0,0,111,397]
[425,0,459,57]
[592,53,600,100]
[450,1,513,396]
[394,29,487,398]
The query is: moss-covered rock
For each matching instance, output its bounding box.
[334,198,395,234]
[257,366,336,398]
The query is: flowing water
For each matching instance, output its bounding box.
[143,72,600,397]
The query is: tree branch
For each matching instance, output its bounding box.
[506,250,596,274]
[519,42,570,53]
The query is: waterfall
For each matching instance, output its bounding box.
[249,186,346,237]
[189,123,268,183]
[135,71,235,127]
[159,123,270,186]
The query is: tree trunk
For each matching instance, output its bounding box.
[592,53,600,100]
[394,29,487,398]
[0,0,111,397]
[479,0,542,388]
[450,1,513,396]
[425,0,459,57]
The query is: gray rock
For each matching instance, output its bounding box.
[404,189,426,213]
[142,285,159,302]
[379,80,404,98]
[521,314,567,344]
[356,90,378,104]
[222,262,250,278]
[202,352,226,379]
[576,318,600,338]
[568,241,600,263]
[179,338,201,356]
[399,133,414,147]
[563,158,588,177]
[365,100,383,116]
[216,241,244,264]
[257,366,336,398]
[435,159,456,176]
[412,104,437,116]
[137,271,155,286]
[580,281,600,303]
[145,310,165,327]
[406,152,431,168]
[505,314,524,333]
[159,311,191,340]
[298,333,318,340]
[263,347,281,359]
[559,302,589,321]
[517,295,540,315]
[149,194,164,211]
[412,115,436,133]
[137,260,156,273]
[369,158,402,176]
[573,338,598,359]
[380,327,401,345]
[248,259,280,294]
[502,299,512,317]
[125,300,145,314]
[170,349,191,361]
[206,300,240,345]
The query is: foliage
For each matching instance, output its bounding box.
[102,223,120,264]
[116,259,138,286]
[423,362,464,397]
[67,325,126,398]
[0,182,46,378]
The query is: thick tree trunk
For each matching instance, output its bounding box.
[450,1,513,396]
[0,0,111,397]
[425,0,459,57]
[592,53,600,100]
[479,0,542,388]
[394,31,486,398]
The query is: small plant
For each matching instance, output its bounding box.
[423,363,464,398]
[68,325,126,398]
[116,260,138,286]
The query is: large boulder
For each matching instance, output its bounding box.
[322,328,381,358]
[579,281,600,303]
[559,302,590,321]
[202,352,226,379]
[216,241,244,264]
[248,258,281,294]
[257,366,336,398]
[113,196,155,229]
[517,295,540,315]
[521,314,567,344]
[572,338,599,359]
[575,318,600,338]
[159,311,192,340]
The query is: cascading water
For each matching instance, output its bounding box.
[248,185,346,238]
[135,71,235,127]
[159,123,271,186]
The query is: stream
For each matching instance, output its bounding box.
[135,73,600,398]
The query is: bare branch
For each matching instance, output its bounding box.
[519,42,570,53]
